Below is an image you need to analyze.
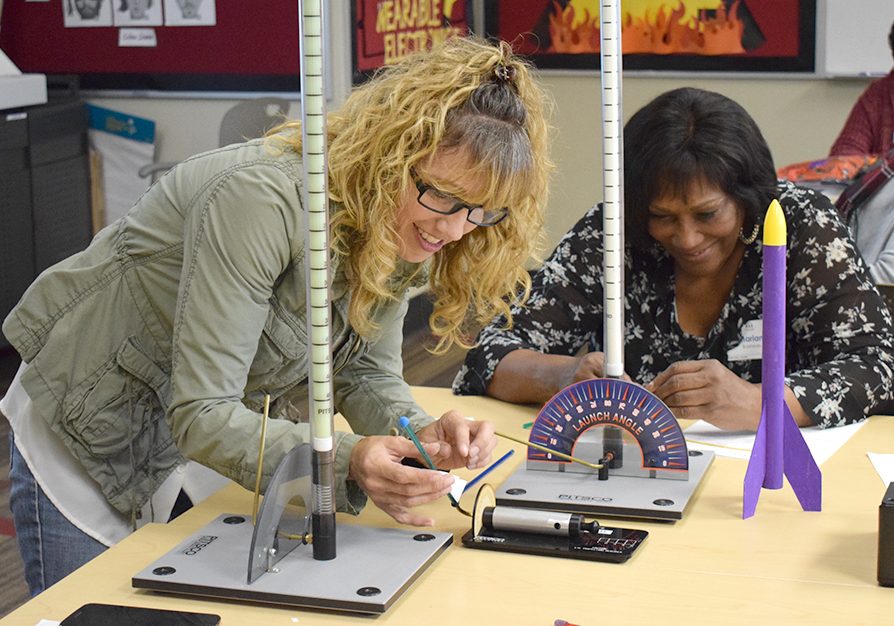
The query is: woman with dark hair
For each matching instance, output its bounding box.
[455,87,894,432]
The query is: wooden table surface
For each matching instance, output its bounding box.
[3,387,892,625]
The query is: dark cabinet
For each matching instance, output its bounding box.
[0,100,92,346]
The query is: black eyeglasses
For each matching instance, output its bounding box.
[412,173,508,227]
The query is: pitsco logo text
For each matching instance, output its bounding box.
[558,494,613,503]
[182,535,218,556]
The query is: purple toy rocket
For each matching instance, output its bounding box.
[743,199,822,519]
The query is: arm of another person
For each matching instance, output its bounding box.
[852,175,894,284]
[453,205,607,405]
[861,206,894,283]
[491,350,622,404]
[869,251,894,285]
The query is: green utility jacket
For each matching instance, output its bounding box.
[3,138,433,519]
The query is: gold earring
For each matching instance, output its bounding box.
[739,222,759,245]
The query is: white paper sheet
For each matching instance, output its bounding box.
[449,476,467,503]
[0,48,21,75]
[684,419,866,466]
[867,452,894,485]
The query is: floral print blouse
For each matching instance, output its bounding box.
[454,181,894,427]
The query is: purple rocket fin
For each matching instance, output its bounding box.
[742,404,768,519]
[782,403,822,511]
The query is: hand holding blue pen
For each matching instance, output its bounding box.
[397,416,439,467]
[398,416,517,509]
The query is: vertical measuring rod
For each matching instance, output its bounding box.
[600,0,625,378]
[299,0,336,560]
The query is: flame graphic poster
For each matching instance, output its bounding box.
[483,0,815,73]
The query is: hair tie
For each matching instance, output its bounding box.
[494,64,516,83]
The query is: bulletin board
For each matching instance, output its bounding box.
[483,0,815,73]
[0,0,302,92]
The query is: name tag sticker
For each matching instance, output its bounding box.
[119,28,157,48]
[727,319,762,361]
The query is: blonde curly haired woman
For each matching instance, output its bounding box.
[2,36,552,595]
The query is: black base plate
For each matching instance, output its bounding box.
[461,525,647,563]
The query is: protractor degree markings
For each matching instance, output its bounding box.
[529,422,577,445]
[530,428,577,446]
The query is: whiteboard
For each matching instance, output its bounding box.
[822,0,893,77]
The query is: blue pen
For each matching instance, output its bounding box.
[463,449,515,494]
[397,416,459,506]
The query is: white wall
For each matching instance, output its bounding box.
[821,0,894,77]
[539,73,874,247]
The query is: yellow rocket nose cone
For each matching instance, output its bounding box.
[762,199,787,246]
